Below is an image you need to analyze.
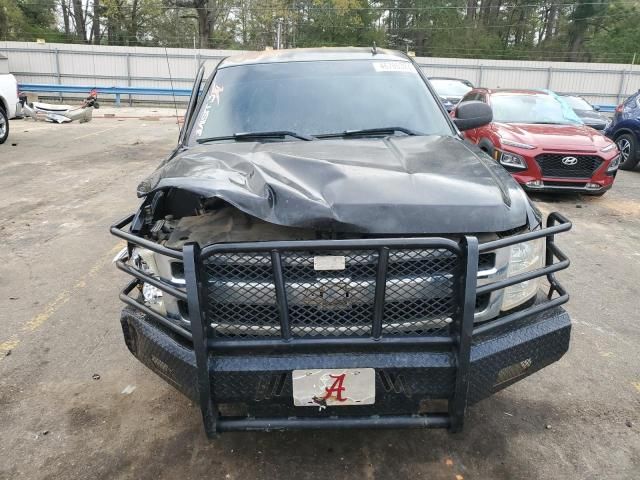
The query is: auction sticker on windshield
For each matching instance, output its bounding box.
[372,62,414,73]
[293,368,375,407]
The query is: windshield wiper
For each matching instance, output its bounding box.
[197,130,314,143]
[316,127,420,138]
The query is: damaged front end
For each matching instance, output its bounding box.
[111,187,571,437]
[110,54,572,437]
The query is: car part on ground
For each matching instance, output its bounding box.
[457,88,620,195]
[111,48,572,438]
[19,89,99,124]
[605,90,640,170]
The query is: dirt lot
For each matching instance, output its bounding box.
[1,109,639,480]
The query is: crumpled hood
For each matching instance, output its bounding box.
[141,136,530,234]
[495,123,613,151]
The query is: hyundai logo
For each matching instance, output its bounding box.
[561,156,578,166]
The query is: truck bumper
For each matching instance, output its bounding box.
[112,212,573,435]
[120,304,571,427]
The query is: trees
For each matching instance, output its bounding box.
[1,0,58,40]
[1,0,637,63]
[588,1,640,64]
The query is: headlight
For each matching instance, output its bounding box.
[600,142,616,153]
[498,150,528,169]
[501,238,545,311]
[501,139,535,150]
[131,247,166,314]
[607,154,621,172]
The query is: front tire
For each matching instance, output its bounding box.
[616,133,639,170]
[0,107,8,144]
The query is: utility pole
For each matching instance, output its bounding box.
[276,18,283,49]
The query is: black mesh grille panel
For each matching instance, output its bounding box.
[202,246,475,340]
[382,249,458,336]
[535,154,602,178]
[205,252,281,337]
[283,250,377,337]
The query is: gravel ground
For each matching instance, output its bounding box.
[0,108,638,479]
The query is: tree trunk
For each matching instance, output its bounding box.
[130,0,139,45]
[107,21,114,45]
[546,1,558,41]
[61,0,71,35]
[482,0,493,25]
[197,9,211,48]
[91,0,100,44]
[72,0,87,42]
[568,32,584,61]
[466,0,476,21]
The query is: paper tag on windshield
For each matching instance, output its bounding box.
[373,62,414,73]
[313,256,346,271]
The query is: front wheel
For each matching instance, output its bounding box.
[0,107,8,144]
[616,133,639,170]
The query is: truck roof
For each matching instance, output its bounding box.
[219,47,409,68]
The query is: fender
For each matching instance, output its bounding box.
[478,138,496,157]
[608,119,640,141]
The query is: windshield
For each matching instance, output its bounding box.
[490,93,583,125]
[190,60,452,142]
[562,96,593,111]
[429,79,472,98]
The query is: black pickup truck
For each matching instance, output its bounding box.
[111,47,572,438]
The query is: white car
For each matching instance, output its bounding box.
[0,73,19,144]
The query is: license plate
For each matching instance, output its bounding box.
[292,368,375,407]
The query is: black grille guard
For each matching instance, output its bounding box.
[110,212,571,436]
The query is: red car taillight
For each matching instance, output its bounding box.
[615,104,623,113]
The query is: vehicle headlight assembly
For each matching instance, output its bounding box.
[607,154,621,173]
[600,142,616,153]
[500,139,535,150]
[501,238,545,311]
[497,150,528,169]
[131,247,166,314]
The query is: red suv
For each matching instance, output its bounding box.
[455,89,620,196]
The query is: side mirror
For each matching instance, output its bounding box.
[453,101,493,131]
[593,105,601,112]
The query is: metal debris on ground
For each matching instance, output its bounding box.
[121,385,136,395]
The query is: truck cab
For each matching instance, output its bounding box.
[111,48,572,437]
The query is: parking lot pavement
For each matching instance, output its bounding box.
[0,109,638,480]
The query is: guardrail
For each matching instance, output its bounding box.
[18,82,619,112]
[18,83,192,107]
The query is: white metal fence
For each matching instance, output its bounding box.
[1,41,639,106]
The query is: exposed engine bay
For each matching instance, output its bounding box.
[122,187,541,334]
